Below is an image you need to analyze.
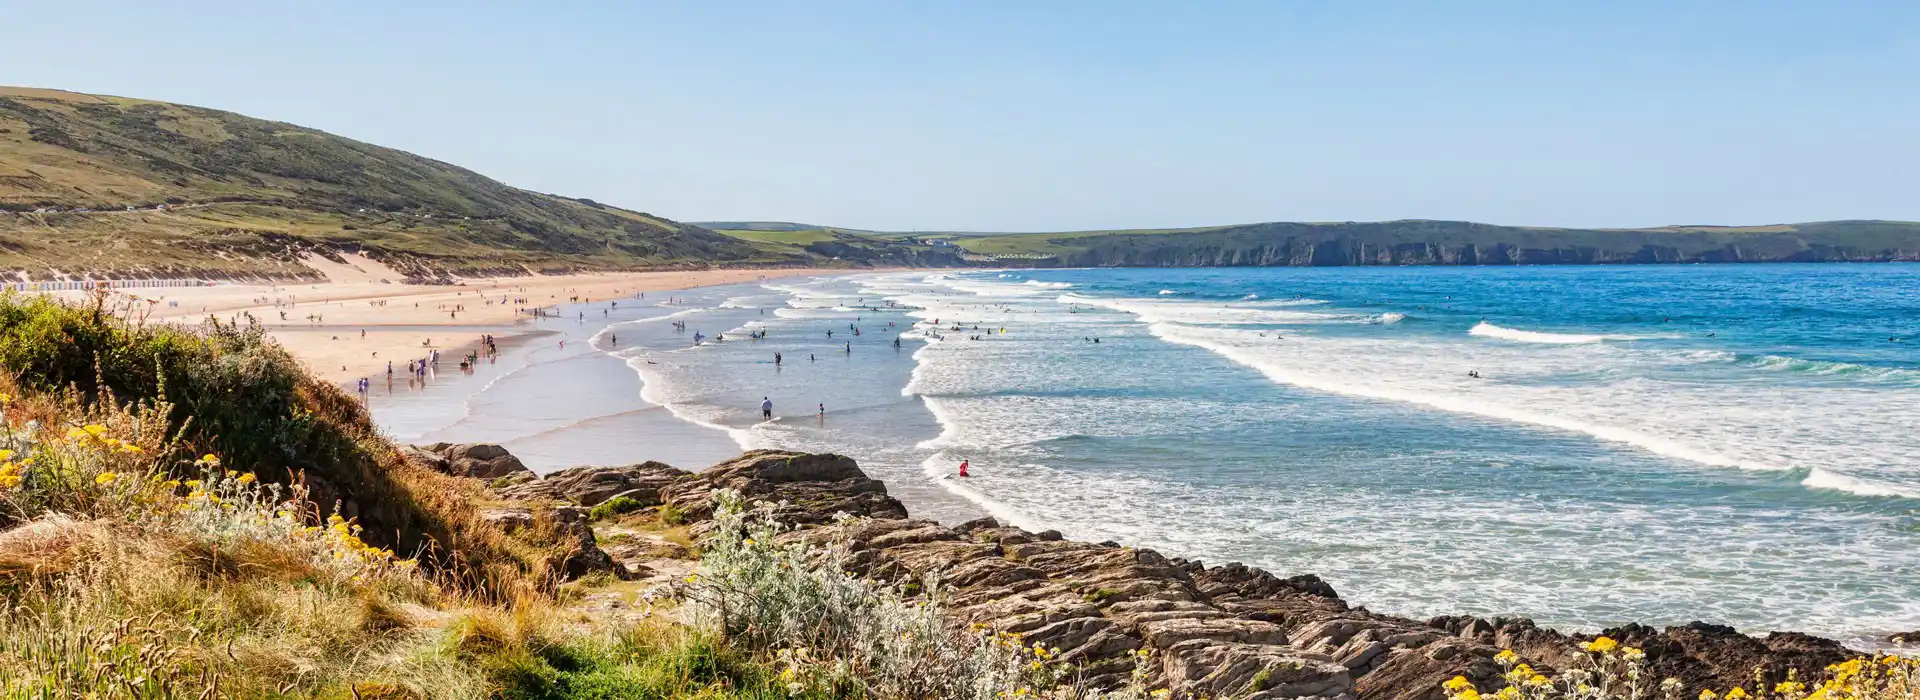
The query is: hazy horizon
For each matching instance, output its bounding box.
[5,1,1915,232]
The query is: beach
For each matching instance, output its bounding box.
[49,253,859,385]
[365,266,1920,647]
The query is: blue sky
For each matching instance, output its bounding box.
[4,1,1915,231]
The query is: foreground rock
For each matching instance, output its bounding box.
[425,445,1856,699]
[659,451,1855,700]
[411,442,532,479]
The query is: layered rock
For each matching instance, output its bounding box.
[419,444,1859,699]
[657,451,1857,700]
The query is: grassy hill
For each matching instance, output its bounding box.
[0,87,816,281]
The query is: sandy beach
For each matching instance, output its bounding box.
[52,254,859,385]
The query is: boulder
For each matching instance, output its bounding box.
[541,461,688,507]
[415,442,532,480]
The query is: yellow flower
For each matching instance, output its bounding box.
[200,454,221,465]
[83,424,107,436]
[0,450,13,461]
[1581,636,1619,654]
[94,471,119,486]
[1726,687,1750,700]
[1701,691,1720,700]
[237,473,256,484]
[1494,649,1519,665]
[1444,676,1477,694]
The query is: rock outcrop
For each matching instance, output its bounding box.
[413,442,532,479]
[419,444,1859,699]
[657,451,1857,700]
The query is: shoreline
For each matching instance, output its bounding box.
[48,259,896,385]
[364,267,1918,648]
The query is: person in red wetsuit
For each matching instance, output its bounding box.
[958,460,970,478]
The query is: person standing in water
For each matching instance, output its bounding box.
[958,460,970,478]
[761,397,773,420]
[774,352,782,366]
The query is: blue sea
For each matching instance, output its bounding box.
[372,264,1920,646]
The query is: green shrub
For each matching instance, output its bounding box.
[658,503,687,525]
[683,490,1158,700]
[588,495,644,521]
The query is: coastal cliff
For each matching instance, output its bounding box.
[1039,220,1920,268]
[445,446,1861,700]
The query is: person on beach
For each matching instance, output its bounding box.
[774,352,782,366]
[818,403,824,417]
[761,397,773,420]
[958,460,970,478]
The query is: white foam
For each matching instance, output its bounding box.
[1374,312,1406,324]
[1062,295,1337,326]
[1023,280,1074,289]
[1150,323,1774,471]
[1158,289,1178,295]
[1802,468,1920,499]
[1469,322,1654,344]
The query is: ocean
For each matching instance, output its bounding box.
[370,264,1920,647]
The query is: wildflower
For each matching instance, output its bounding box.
[201,454,219,464]
[1701,691,1720,700]
[94,471,119,486]
[0,450,13,461]
[237,472,256,484]
[1495,649,1519,665]
[1581,636,1619,654]
[1726,687,1750,700]
[83,424,106,436]
[1623,646,1646,662]
[1445,676,1477,694]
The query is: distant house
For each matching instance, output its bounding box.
[931,239,955,248]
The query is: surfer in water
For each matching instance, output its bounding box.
[761,397,773,420]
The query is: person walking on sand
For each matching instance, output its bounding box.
[761,397,774,420]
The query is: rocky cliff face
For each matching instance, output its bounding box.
[437,447,1859,700]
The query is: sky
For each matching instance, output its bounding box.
[4,1,1916,231]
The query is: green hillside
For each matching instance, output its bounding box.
[709,218,1920,267]
[0,87,811,280]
